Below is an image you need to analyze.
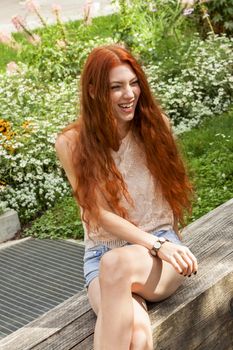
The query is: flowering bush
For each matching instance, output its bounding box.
[145,34,233,133]
[0,67,78,222]
[1,1,114,81]
[0,1,116,223]
[0,1,232,227]
[25,37,112,81]
[112,0,197,61]
[0,118,71,222]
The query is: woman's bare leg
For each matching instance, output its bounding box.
[90,261,134,350]
[88,244,184,349]
[99,254,134,350]
[88,279,153,350]
[129,293,153,350]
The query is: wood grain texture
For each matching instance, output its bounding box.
[0,290,93,350]
[150,271,233,349]
[70,334,94,350]
[0,199,232,350]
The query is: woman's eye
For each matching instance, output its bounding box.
[131,80,139,85]
[111,86,120,90]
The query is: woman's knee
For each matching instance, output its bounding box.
[130,327,153,350]
[99,249,132,286]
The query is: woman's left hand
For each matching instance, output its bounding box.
[157,242,198,276]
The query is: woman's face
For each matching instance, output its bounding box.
[109,64,141,135]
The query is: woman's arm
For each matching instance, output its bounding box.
[55,132,155,249]
[97,207,198,275]
[55,131,197,274]
[98,207,156,250]
[55,131,155,249]
[55,130,78,192]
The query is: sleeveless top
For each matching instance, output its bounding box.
[83,130,174,250]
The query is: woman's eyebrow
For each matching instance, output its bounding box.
[110,76,138,84]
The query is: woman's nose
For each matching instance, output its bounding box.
[123,85,134,98]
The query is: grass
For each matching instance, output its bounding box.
[181,108,233,222]
[0,43,18,71]
[0,14,119,73]
[65,14,118,39]
[21,108,233,240]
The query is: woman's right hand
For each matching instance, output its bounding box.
[157,241,198,276]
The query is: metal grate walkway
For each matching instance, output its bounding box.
[0,238,85,339]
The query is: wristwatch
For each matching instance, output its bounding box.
[150,236,169,256]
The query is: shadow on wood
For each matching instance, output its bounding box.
[0,199,232,350]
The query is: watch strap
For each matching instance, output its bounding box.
[150,236,169,256]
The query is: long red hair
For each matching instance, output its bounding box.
[62,44,193,229]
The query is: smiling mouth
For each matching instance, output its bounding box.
[118,102,134,110]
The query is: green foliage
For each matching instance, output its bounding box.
[22,196,84,239]
[181,109,233,222]
[196,0,233,37]
[145,34,233,132]
[0,14,118,77]
[0,3,232,239]
[16,33,112,82]
[0,11,232,224]
[0,201,9,215]
[0,43,18,72]
[21,109,233,239]
[112,0,196,62]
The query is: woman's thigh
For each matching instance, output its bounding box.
[100,244,184,302]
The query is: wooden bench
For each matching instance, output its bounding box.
[0,199,232,350]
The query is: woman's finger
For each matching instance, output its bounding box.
[186,249,198,274]
[180,253,194,276]
[173,252,189,275]
[169,256,184,274]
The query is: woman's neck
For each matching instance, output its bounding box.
[118,122,132,140]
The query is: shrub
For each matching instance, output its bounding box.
[145,34,233,133]
[0,2,232,229]
[22,196,84,239]
[0,67,77,222]
[191,0,233,37]
[112,0,198,62]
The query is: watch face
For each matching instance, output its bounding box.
[153,241,161,249]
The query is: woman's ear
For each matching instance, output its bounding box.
[89,84,95,99]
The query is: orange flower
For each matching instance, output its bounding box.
[0,119,11,134]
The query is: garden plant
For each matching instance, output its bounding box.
[0,0,232,239]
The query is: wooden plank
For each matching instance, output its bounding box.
[0,291,92,350]
[150,270,233,349]
[32,310,96,350]
[195,318,233,350]
[70,335,94,350]
[0,199,232,350]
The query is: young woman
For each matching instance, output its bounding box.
[55,44,198,350]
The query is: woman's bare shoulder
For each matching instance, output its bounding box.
[161,113,172,131]
[55,128,79,154]
[55,128,79,190]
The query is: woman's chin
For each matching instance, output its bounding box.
[117,111,135,122]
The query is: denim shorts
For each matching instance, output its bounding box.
[83,229,183,289]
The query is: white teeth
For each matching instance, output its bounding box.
[119,103,134,108]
